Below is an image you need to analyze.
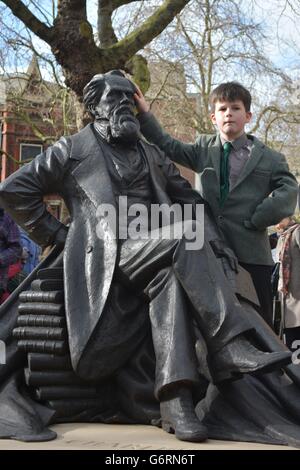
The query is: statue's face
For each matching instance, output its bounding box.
[94,76,140,144]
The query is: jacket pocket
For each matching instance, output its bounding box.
[252,169,271,178]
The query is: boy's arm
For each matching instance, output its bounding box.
[0,138,70,247]
[138,111,204,172]
[249,154,298,230]
[134,87,205,172]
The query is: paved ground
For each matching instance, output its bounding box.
[0,424,296,450]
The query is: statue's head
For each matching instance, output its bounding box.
[83,70,140,145]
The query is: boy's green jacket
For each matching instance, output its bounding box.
[139,113,298,265]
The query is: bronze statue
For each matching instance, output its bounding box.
[0,71,299,446]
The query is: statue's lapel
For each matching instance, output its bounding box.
[140,141,171,205]
[70,124,116,210]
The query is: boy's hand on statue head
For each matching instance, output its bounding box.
[133,85,150,113]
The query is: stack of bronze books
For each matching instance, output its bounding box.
[13,267,110,420]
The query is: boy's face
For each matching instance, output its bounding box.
[210,99,252,141]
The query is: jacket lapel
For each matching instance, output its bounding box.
[209,135,222,183]
[140,141,172,205]
[231,136,264,191]
[70,124,116,211]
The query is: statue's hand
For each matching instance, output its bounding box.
[244,220,265,231]
[244,220,257,230]
[133,84,150,113]
[210,239,239,273]
[53,225,68,248]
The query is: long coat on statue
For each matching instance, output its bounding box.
[0,124,210,381]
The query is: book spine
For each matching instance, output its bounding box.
[14,326,66,340]
[28,353,72,371]
[30,279,64,292]
[17,340,67,355]
[19,291,64,303]
[24,369,84,387]
[18,303,65,316]
[17,315,65,328]
[35,386,100,400]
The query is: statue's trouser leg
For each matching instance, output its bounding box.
[172,232,252,354]
[146,266,200,398]
[118,222,252,395]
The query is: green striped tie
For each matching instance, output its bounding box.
[220,141,232,206]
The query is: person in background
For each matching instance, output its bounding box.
[0,208,22,303]
[276,216,300,349]
[19,227,41,275]
[0,227,41,303]
[269,232,279,263]
[269,231,280,333]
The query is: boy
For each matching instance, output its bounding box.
[134,82,298,327]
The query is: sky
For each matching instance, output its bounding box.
[249,0,300,71]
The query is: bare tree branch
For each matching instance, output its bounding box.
[27,0,53,27]
[0,148,23,166]
[108,0,191,62]
[97,0,151,46]
[98,0,118,46]
[102,0,146,8]
[1,0,54,42]
[249,106,284,134]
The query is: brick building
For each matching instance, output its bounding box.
[0,57,76,217]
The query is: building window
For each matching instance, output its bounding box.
[19,143,43,162]
[45,199,61,220]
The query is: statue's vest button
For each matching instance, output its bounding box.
[87,245,93,253]
[218,215,224,224]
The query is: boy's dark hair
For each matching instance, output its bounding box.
[209,82,252,112]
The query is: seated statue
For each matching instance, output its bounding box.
[0,70,298,446]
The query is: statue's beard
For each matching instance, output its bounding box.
[95,106,140,145]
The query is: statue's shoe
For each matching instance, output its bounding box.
[160,386,208,442]
[209,335,292,384]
